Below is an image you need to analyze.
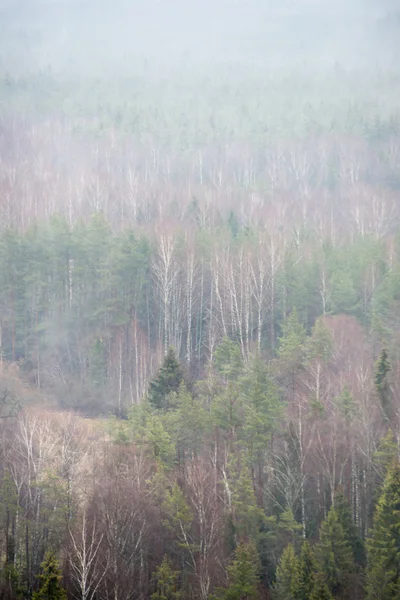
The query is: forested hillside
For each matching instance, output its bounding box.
[1,0,400,598]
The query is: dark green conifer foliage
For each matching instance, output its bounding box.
[309,575,333,600]
[171,382,209,461]
[277,308,306,368]
[146,414,175,465]
[240,355,283,461]
[305,318,333,363]
[222,542,259,600]
[258,509,302,590]
[292,541,317,600]
[213,338,243,383]
[336,387,356,423]
[334,488,365,567]
[89,337,107,387]
[374,348,391,422]
[316,507,354,598]
[150,556,181,600]
[373,429,399,485]
[228,455,264,544]
[366,460,400,600]
[329,266,358,316]
[148,347,184,410]
[32,551,66,600]
[273,543,298,600]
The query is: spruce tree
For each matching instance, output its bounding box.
[374,348,391,423]
[273,543,298,600]
[151,556,181,600]
[258,509,302,590]
[309,575,333,600]
[148,347,184,410]
[316,507,354,598]
[228,456,263,543]
[32,550,66,600]
[373,429,398,483]
[292,541,317,600]
[366,460,400,600]
[334,488,365,566]
[277,308,307,406]
[239,355,283,465]
[222,542,259,600]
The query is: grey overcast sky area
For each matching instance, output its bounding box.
[0,0,398,77]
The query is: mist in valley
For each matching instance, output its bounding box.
[0,2,400,599]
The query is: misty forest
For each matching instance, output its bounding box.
[1,0,400,598]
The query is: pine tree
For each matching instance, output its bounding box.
[273,543,298,600]
[148,347,184,410]
[171,382,209,461]
[292,541,317,600]
[32,550,66,600]
[146,414,175,465]
[366,460,400,600]
[213,337,243,383]
[316,507,354,598]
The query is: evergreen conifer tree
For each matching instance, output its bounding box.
[309,575,333,600]
[374,348,391,423]
[33,550,66,600]
[213,338,243,383]
[172,382,209,461]
[222,542,259,600]
[273,543,298,600]
[228,456,263,544]
[292,541,317,600]
[151,556,181,600]
[148,347,184,410]
[373,429,398,482]
[89,337,107,387]
[305,318,333,363]
[316,507,354,598]
[334,488,365,566]
[366,460,400,600]
[240,355,283,465]
[277,308,306,369]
